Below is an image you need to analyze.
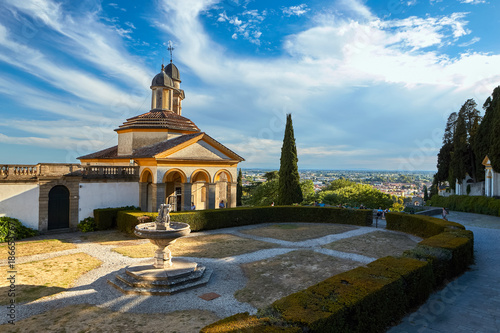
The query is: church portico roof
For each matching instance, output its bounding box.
[78,132,244,162]
[115,110,200,132]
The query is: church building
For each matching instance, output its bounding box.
[0,61,244,232]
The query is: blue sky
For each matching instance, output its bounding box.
[0,0,499,171]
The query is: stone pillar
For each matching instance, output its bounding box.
[229,183,237,208]
[207,183,216,209]
[139,182,148,211]
[150,183,158,212]
[182,183,192,211]
[156,183,166,211]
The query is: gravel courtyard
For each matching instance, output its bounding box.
[1,221,420,332]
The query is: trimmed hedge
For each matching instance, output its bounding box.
[117,206,373,234]
[428,195,500,217]
[93,206,140,231]
[202,212,474,332]
[0,217,38,242]
[385,212,464,238]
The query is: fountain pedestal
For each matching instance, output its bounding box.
[108,204,212,295]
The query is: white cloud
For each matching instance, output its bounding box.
[459,36,480,47]
[282,4,309,17]
[4,0,151,87]
[459,0,486,4]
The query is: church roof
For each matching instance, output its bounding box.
[116,110,200,132]
[78,132,244,162]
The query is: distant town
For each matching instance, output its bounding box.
[242,169,434,199]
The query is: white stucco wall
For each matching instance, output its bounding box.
[0,183,39,229]
[78,182,139,221]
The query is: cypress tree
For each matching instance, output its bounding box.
[485,87,500,171]
[423,185,429,202]
[450,114,468,185]
[278,114,303,205]
[236,168,243,206]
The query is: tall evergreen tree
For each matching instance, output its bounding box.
[436,112,457,183]
[278,114,303,205]
[450,114,469,186]
[423,185,429,202]
[457,99,481,181]
[236,168,243,206]
[485,87,500,172]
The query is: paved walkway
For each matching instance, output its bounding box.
[389,211,500,333]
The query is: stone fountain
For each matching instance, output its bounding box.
[108,204,212,295]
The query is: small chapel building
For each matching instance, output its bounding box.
[0,61,244,232]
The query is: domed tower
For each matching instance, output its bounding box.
[165,61,185,115]
[151,64,174,111]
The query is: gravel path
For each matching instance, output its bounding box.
[1,222,414,324]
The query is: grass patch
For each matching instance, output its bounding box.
[112,234,277,259]
[239,223,358,242]
[0,304,219,333]
[322,231,419,258]
[0,253,102,305]
[0,240,77,259]
[235,250,361,309]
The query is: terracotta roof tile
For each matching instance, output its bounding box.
[116,110,200,132]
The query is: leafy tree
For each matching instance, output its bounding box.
[247,178,278,206]
[318,183,392,209]
[264,171,279,182]
[458,99,481,181]
[324,178,356,191]
[423,185,429,202]
[300,179,317,205]
[278,114,303,205]
[237,168,243,206]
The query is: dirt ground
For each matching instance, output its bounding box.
[239,223,358,242]
[0,304,219,333]
[322,230,420,258]
[235,249,362,308]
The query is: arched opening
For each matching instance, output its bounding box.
[191,170,210,210]
[48,185,70,230]
[215,170,232,209]
[164,169,187,211]
[140,169,153,212]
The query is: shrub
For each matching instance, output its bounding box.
[386,212,464,238]
[94,206,140,230]
[77,217,97,232]
[427,195,500,217]
[117,206,373,234]
[0,217,38,242]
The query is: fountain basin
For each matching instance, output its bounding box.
[134,221,191,240]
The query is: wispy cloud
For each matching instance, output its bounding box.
[282,4,310,17]
[459,36,480,47]
[458,0,486,4]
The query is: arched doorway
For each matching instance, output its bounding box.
[48,185,70,230]
[140,169,153,212]
[191,170,210,210]
[215,170,232,208]
[164,169,187,211]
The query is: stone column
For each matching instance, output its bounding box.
[182,183,192,211]
[155,183,166,211]
[207,183,216,209]
[150,183,158,212]
[229,183,237,208]
[139,182,148,211]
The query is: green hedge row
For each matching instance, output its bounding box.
[201,213,473,332]
[428,195,500,216]
[93,206,140,231]
[117,206,373,234]
[385,212,464,238]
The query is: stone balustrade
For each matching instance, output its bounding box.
[0,165,39,179]
[82,165,139,179]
